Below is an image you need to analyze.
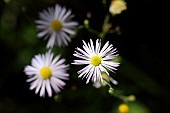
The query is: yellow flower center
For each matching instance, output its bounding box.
[118,104,129,113]
[90,55,101,66]
[40,67,51,79]
[50,20,62,31]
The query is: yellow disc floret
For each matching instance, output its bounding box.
[118,104,129,113]
[90,55,101,66]
[109,0,127,15]
[50,20,62,31]
[40,67,51,79]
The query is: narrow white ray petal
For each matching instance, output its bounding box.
[34,55,43,66]
[82,40,93,56]
[99,41,109,55]
[55,33,62,46]
[24,66,38,75]
[95,39,101,54]
[58,7,66,20]
[39,12,50,22]
[96,66,102,82]
[51,77,66,87]
[37,30,49,38]
[50,55,60,67]
[53,73,69,80]
[26,75,39,82]
[37,25,48,29]
[45,79,52,97]
[62,22,78,27]
[35,79,43,94]
[50,78,61,93]
[52,65,69,72]
[35,20,49,25]
[99,65,109,75]
[76,47,90,58]
[47,32,56,48]
[87,42,95,56]
[54,4,61,19]
[100,44,113,57]
[78,65,93,78]
[73,53,88,60]
[90,39,95,54]
[65,14,74,21]
[86,67,94,84]
[102,61,120,68]
[62,28,75,35]
[61,9,71,21]
[40,81,46,97]
[32,58,41,68]
[53,58,65,66]
[73,60,90,65]
[61,31,71,42]
[30,78,40,90]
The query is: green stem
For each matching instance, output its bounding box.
[99,14,110,39]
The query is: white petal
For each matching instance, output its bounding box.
[47,32,56,48]
[51,77,66,87]
[62,28,75,35]
[37,30,49,38]
[61,9,71,21]
[24,66,38,75]
[30,77,40,90]
[40,81,46,97]
[62,22,78,27]
[50,78,61,93]
[72,60,90,65]
[45,79,52,97]
[35,20,50,26]
[35,79,43,94]
[54,4,61,19]
[26,75,39,82]
[58,7,66,20]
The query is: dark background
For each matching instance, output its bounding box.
[0,0,170,113]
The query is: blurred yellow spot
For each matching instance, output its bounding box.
[50,20,62,31]
[118,104,129,113]
[109,0,127,15]
[40,67,51,79]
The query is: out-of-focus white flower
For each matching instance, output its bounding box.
[36,4,78,48]
[24,50,69,97]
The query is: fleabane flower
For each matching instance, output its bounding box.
[72,39,120,84]
[24,50,69,97]
[109,0,127,15]
[93,72,118,88]
[36,4,78,48]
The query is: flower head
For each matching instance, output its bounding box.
[72,39,120,84]
[109,0,127,15]
[24,50,69,97]
[36,4,78,48]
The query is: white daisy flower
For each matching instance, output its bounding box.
[24,50,69,97]
[36,4,78,48]
[72,39,120,84]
